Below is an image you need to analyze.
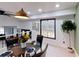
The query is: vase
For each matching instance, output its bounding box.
[20,42,26,48]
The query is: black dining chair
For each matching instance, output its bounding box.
[0,51,11,57]
[32,44,48,57]
[36,35,43,48]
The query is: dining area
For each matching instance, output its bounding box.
[0,31,48,57]
[9,42,48,57]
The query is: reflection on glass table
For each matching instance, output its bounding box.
[23,43,41,57]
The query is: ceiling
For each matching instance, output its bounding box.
[0,2,77,16]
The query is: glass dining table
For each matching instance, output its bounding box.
[22,42,41,57]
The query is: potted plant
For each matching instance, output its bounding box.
[19,35,30,48]
[61,20,76,52]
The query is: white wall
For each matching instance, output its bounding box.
[0,16,25,35]
[0,16,24,28]
[23,15,75,48]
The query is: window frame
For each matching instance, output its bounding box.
[40,18,56,39]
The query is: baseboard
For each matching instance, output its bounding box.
[73,48,79,57]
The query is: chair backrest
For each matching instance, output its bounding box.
[11,46,24,57]
[32,44,48,57]
[36,35,43,48]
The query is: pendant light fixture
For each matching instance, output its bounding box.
[14,8,29,19]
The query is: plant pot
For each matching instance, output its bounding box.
[68,47,74,53]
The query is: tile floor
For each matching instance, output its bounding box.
[46,44,76,57]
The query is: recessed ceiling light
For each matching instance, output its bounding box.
[56,4,60,8]
[38,8,42,12]
[27,11,30,14]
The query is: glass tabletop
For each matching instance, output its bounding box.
[24,43,40,57]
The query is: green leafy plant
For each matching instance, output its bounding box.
[61,20,76,50]
[62,20,76,33]
[19,38,27,43]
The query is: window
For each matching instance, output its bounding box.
[4,26,17,35]
[0,27,4,34]
[40,18,56,39]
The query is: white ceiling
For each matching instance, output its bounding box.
[0,2,77,16]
